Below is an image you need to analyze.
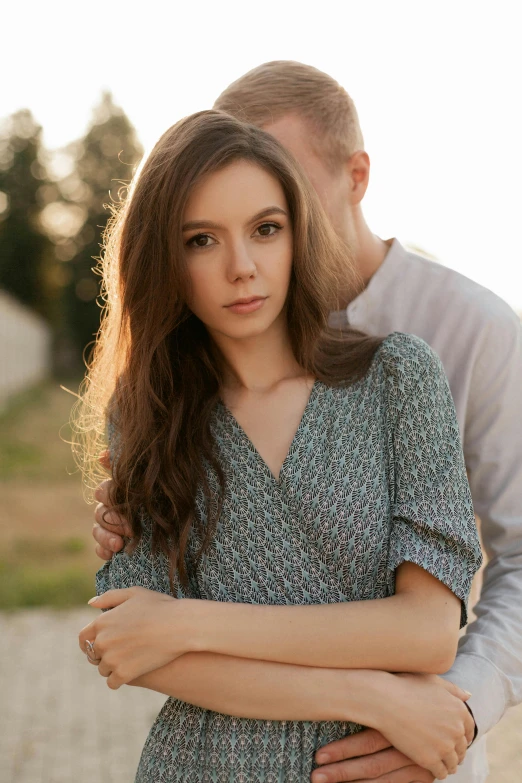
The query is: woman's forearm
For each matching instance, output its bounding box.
[184,565,460,673]
[130,651,389,725]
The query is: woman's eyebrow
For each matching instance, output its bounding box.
[248,206,288,224]
[182,206,288,232]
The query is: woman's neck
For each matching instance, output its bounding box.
[210,316,307,395]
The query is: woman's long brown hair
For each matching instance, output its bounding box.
[70,110,383,589]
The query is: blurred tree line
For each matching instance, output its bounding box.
[0,92,143,373]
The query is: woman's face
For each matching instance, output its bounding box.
[183,160,293,342]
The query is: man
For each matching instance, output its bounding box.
[92,61,522,782]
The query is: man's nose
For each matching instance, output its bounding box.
[226,240,257,282]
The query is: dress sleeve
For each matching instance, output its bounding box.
[385,334,483,627]
[95,416,195,600]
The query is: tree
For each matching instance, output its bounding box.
[61,92,143,361]
[0,110,56,321]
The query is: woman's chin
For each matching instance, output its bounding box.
[209,317,278,342]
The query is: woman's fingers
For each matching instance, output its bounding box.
[97,660,111,678]
[455,735,468,764]
[78,621,96,654]
[441,750,459,776]
[106,671,124,690]
[430,760,448,780]
[439,679,471,703]
[437,678,476,750]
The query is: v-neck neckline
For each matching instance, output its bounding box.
[217,379,321,486]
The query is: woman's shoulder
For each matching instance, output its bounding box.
[371,331,445,387]
[361,332,451,424]
[322,332,445,403]
[321,332,446,417]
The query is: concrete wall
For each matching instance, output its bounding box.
[0,290,51,411]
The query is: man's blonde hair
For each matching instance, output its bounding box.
[214,60,364,170]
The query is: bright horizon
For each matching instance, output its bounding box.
[2,0,521,310]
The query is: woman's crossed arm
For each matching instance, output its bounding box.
[183,562,462,674]
[129,650,473,780]
[83,561,461,685]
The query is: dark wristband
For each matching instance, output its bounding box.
[464,701,478,745]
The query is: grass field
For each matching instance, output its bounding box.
[0,378,103,608]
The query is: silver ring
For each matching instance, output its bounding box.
[85,639,96,656]
[85,640,101,664]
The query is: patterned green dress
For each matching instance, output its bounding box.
[96,333,483,782]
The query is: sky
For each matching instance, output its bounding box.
[2,0,521,310]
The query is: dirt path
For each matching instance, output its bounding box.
[0,608,164,783]
[1,608,520,783]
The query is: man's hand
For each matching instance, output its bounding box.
[311,729,434,782]
[92,450,131,560]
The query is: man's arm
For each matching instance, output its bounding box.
[441,306,522,740]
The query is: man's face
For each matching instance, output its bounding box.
[262,114,355,244]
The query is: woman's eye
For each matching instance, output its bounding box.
[187,234,215,248]
[256,222,281,237]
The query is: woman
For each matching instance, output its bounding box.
[75,110,482,782]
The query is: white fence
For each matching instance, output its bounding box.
[0,290,51,412]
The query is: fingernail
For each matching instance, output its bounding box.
[110,538,119,551]
[87,597,98,605]
[464,690,472,696]
[316,753,330,764]
[313,775,327,783]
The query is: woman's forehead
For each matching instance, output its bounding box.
[183,160,288,224]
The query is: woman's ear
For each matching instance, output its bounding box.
[346,151,370,206]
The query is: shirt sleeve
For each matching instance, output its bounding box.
[384,334,483,628]
[441,305,522,740]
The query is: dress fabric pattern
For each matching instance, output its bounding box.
[96,332,483,782]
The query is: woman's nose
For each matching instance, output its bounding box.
[226,241,257,282]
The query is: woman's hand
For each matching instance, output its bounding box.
[78,587,193,689]
[366,673,474,780]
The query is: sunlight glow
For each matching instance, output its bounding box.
[1,0,521,310]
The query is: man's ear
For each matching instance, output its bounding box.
[346,150,370,206]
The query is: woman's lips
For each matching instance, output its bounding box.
[225,297,267,314]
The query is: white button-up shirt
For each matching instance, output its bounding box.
[335,239,522,782]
